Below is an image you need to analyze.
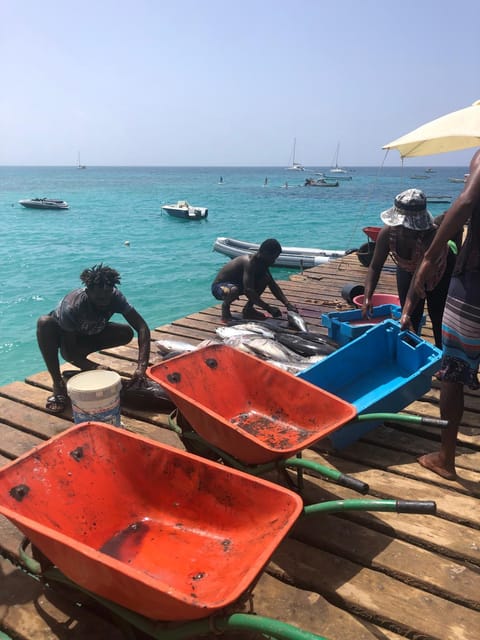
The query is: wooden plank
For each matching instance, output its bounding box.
[294,464,480,565]
[0,422,43,459]
[291,510,480,610]
[269,539,480,640]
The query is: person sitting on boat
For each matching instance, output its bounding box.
[37,264,151,414]
[211,238,298,323]
[361,189,461,349]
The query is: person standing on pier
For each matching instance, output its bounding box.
[211,238,298,323]
[37,264,151,414]
[361,188,460,348]
[401,149,480,480]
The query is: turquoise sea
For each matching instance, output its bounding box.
[0,164,467,386]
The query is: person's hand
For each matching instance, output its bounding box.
[286,303,298,313]
[268,305,282,318]
[124,368,147,389]
[400,313,414,333]
[361,299,373,319]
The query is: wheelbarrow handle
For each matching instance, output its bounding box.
[396,500,437,514]
[304,499,437,516]
[336,473,369,494]
[357,412,449,429]
[283,458,369,494]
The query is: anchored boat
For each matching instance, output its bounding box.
[213,236,349,268]
[19,198,69,210]
[162,200,208,220]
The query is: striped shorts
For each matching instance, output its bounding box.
[438,272,480,389]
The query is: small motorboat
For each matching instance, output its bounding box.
[19,198,69,210]
[213,236,349,269]
[304,177,339,187]
[162,200,208,220]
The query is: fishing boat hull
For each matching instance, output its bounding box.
[19,198,69,210]
[213,237,346,269]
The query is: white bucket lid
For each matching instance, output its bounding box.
[67,370,122,398]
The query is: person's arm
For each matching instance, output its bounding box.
[412,150,480,297]
[361,227,390,317]
[268,276,298,312]
[242,261,275,314]
[124,307,151,381]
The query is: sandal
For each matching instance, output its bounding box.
[46,394,68,414]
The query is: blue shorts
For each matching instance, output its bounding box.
[211,282,239,300]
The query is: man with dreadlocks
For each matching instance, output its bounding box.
[37,264,151,414]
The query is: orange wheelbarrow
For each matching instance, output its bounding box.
[0,422,333,639]
[147,344,443,499]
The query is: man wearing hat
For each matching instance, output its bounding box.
[362,188,460,348]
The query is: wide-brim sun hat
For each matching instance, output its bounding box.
[380,188,435,231]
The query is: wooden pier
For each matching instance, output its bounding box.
[0,254,479,640]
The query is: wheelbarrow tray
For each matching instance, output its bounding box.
[148,344,357,464]
[0,422,303,621]
[363,225,381,241]
[298,320,442,448]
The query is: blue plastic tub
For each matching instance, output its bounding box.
[298,320,442,449]
[322,304,402,346]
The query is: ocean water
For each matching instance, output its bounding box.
[0,164,467,386]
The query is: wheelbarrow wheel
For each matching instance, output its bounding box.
[357,242,375,267]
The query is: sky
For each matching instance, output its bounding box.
[1,0,479,167]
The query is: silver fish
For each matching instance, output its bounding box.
[223,335,258,355]
[239,336,301,362]
[267,354,326,374]
[287,309,308,332]
[196,338,222,349]
[216,324,275,340]
[230,322,276,338]
[155,339,198,355]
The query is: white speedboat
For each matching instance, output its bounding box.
[162,200,208,220]
[19,198,69,210]
[213,237,349,269]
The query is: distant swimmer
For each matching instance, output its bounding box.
[264,177,268,186]
[219,176,224,184]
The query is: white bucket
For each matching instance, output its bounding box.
[67,370,122,427]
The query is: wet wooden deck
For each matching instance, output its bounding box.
[0,254,479,640]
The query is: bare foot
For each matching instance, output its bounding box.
[417,452,457,480]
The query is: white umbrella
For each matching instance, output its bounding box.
[383,100,480,158]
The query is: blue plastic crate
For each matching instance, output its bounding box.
[298,320,442,449]
[322,304,402,346]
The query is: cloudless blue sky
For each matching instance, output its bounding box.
[2,0,479,166]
